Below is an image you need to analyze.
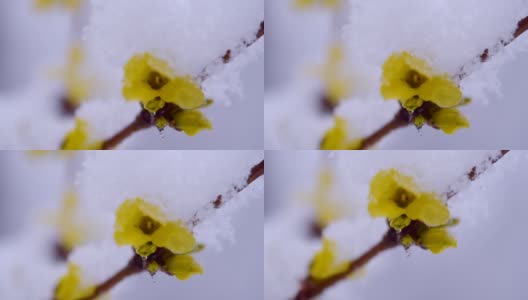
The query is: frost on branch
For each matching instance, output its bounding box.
[77,151,264,248]
[265,150,517,300]
[0,151,264,299]
[85,0,263,105]
[265,0,528,149]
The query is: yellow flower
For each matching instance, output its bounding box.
[35,0,81,10]
[61,118,103,150]
[63,44,90,106]
[114,198,196,258]
[318,43,354,104]
[310,169,343,227]
[165,254,203,280]
[310,239,349,280]
[55,263,96,300]
[54,191,86,251]
[294,0,343,10]
[368,169,450,229]
[123,53,206,113]
[418,226,457,254]
[320,117,363,150]
[431,108,470,134]
[381,52,462,110]
[170,110,213,136]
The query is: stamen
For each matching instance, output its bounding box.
[393,188,415,208]
[138,216,161,235]
[405,70,427,88]
[147,71,169,90]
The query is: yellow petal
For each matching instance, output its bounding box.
[320,117,362,150]
[160,77,205,109]
[170,110,212,136]
[62,118,102,150]
[419,227,457,254]
[389,215,411,231]
[55,191,86,251]
[34,0,54,9]
[55,263,95,300]
[368,169,416,219]
[431,108,470,134]
[122,53,163,103]
[136,243,158,258]
[165,254,203,280]
[294,0,317,9]
[114,198,197,257]
[310,239,349,280]
[114,199,160,250]
[380,51,431,101]
[406,194,450,227]
[321,0,343,9]
[418,75,463,107]
[151,221,197,255]
[144,98,167,114]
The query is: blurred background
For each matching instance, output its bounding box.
[265,150,527,300]
[265,0,528,149]
[0,0,263,150]
[0,151,263,299]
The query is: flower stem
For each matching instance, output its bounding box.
[358,108,410,150]
[77,254,144,300]
[51,161,264,299]
[197,21,264,82]
[188,159,265,226]
[445,150,510,200]
[99,22,264,150]
[293,150,511,300]
[293,230,398,300]
[354,15,527,147]
[456,15,528,80]
[101,110,152,150]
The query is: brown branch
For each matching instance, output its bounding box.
[222,21,264,64]
[293,150,511,300]
[98,22,264,150]
[101,109,152,150]
[52,161,264,299]
[457,16,528,79]
[358,108,410,150]
[197,21,264,82]
[294,231,398,300]
[77,255,144,300]
[445,150,510,199]
[350,16,527,148]
[190,159,265,226]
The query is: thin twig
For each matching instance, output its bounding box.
[52,160,264,299]
[293,151,511,300]
[98,21,265,150]
[358,108,410,150]
[77,255,144,300]
[197,21,264,82]
[445,150,510,199]
[294,231,398,300]
[189,159,265,226]
[348,16,528,148]
[456,16,528,80]
[101,110,151,150]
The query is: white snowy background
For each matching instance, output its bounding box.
[265,0,528,149]
[0,0,263,150]
[265,150,527,300]
[0,151,263,300]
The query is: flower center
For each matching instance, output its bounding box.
[139,216,161,235]
[405,70,427,89]
[393,187,415,208]
[147,71,169,90]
